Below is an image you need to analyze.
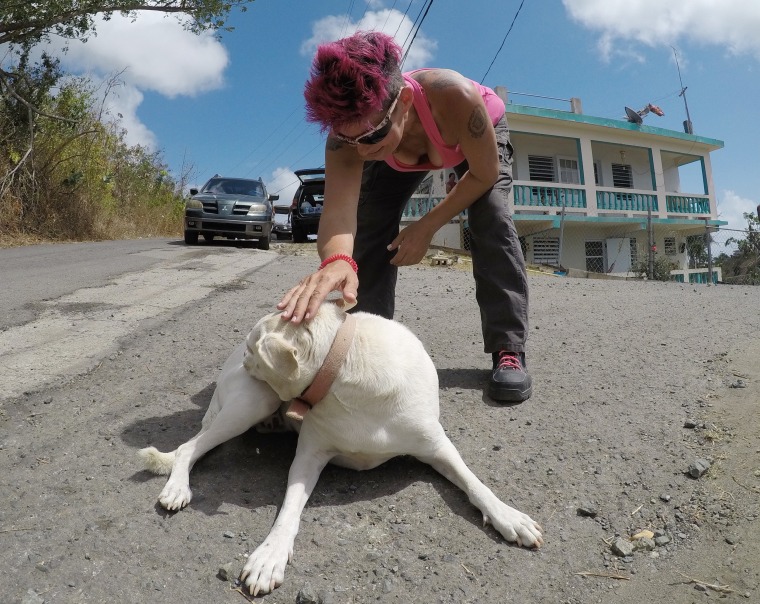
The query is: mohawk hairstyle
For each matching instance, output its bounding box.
[304,31,403,133]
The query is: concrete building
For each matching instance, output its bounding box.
[407,90,725,283]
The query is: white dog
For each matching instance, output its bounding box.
[140,303,542,596]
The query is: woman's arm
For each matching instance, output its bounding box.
[388,70,500,266]
[277,139,364,322]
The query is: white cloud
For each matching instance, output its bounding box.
[101,82,157,149]
[717,190,757,232]
[563,0,760,63]
[267,167,300,207]
[56,12,228,97]
[36,11,228,149]
[301,9,437,70]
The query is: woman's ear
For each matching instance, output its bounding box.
[399,85,414,111]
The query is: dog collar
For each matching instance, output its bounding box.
[285,313,357,421]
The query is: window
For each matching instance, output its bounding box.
[611,163,633,188]
[532,237,560,265]
[594,161,602,186]
[630,237,639,266]
[585,240,605,272]
[664,237,677,256]
[558,157,580,184]
[528,155,555,182]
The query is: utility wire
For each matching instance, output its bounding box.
[480,0,526,84]
[381,0,400,32]
[340,0,357,37]
[401,0,434,68]
[399,0,425,50]
[248,117,313,178]
[394,0,416,38]
[228,105,301,176]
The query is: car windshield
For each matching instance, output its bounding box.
[203,178,264,197]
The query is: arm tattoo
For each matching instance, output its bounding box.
[467,106,487,139]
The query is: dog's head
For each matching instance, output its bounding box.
[243,302,346,401]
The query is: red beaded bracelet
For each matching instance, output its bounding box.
[319,253,358,273]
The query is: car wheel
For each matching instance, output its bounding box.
[258,235,271,251]
[292,225,307,243]
[184,230,199,245]
[203,233,215,242]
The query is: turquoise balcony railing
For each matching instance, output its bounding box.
[403,195,443,218]
[514,185,586,208]
[666,195,710,214]
[596,191,658,212]
[670,269,719,284]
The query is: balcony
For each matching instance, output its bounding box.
[402,185,714,223]
[513,184,587,209]
[666,195,710,215]
[597,190,658,212]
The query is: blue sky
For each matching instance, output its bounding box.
[38,0,760,233]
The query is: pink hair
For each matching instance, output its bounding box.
[304,31,403,132]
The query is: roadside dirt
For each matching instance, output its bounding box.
[1,242,759,604]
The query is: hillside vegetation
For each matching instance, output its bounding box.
[0,55,184,248]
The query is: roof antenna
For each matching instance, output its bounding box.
[671,46,694,134]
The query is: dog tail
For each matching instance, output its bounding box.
[138,446,175,475]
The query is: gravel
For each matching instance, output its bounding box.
[1,243,759,603]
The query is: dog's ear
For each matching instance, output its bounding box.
[257,333,300,380]
[326,296,357,312]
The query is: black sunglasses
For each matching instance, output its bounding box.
[333,91,401,146]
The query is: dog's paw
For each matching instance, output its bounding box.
[240,537,293,596]
[486,505,543,549]
[157,481,192,511]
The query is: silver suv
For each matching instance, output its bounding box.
[184,176,279,249]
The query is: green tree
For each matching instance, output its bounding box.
[1,1,255,120]
[725,212,760,256]
[1,1,236,243]
[0,1,254,48]
[685,233,708,269]
[720,213,760,285]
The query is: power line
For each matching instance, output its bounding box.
[394,0,416,38]
[340,0,357,37]
[480,0,526,84]
[228,105,302,175]
[247,117,312,178]
[381,0,400,32]
[401,0,434,68]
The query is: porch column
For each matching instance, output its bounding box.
[649,145,666,218]
[578,137,597,216]
[702,153,717,218]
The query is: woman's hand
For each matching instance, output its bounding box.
[277,260,358,323]
[387,219,435,266]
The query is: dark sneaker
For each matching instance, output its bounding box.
[488,351,532,402]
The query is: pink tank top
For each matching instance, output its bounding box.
[384,69,505,172]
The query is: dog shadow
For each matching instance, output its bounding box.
[123,381,503,540]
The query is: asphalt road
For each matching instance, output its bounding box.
[0,238,278,400]
[1,238,759,603]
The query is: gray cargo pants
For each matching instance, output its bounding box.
[351,114,529,354]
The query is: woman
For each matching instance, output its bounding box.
[277,31,531,402]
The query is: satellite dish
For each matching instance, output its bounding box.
[624,106,643,124]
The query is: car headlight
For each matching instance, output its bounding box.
[186,199,203,209]
[246,203,268,215]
